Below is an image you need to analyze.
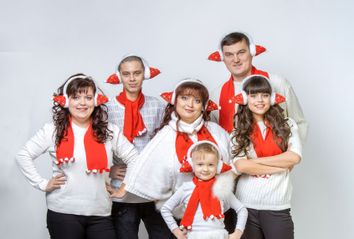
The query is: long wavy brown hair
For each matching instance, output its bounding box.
[231,76,291,157]
[156,80,210,133]
[52,73,113,146]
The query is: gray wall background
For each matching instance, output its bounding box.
[1,0,354,238]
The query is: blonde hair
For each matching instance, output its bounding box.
[191,142,220,160]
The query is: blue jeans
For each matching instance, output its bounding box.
[111,202,174,239]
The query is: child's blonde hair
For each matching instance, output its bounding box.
[191,142,220,160]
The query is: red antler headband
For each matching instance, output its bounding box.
[106,54,161,84]
[230,74,286,105]
[183,140,232,174]
[53,74,108,108]
[160,78,219,112]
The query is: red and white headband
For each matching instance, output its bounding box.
[106,54,161,84]
[53,74,108,108]
[160,78,219,112]
[208,33,266,62]
[182,140,232,174]
[230,74,286,105]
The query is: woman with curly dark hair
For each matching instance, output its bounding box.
[16,73,138,239]
[231,75,302,239]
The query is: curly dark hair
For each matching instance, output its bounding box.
[231,76,291,157]
[52,73,113,146]
[156,80,210,133]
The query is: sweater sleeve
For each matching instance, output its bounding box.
[287,118,303,158]
[281,76,308,144]
[125,127,174,201]
[160,186,186,231]
[16,123,54,191]
[110,124,139,185]
[227,193,248,232]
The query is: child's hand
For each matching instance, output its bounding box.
[229,229,243,239]
[106,183,127,198]
[172,228,187,239]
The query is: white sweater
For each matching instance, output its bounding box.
[210,73,308,143]
[234,118,302,210]
[161,180,248,232]
[125,120,231,206]
[16,122,138,216]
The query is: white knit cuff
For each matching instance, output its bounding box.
[38,179,49,192]
[231,158,241,175]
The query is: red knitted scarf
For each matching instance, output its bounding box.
[250,122,284,179]
[116,90,146,142]
[250,122,283,157]
[180,176,223,230]
[55,120,109,173]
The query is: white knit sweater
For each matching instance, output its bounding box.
[125,118,231,206]
[16,122,138,216]
[160,180,248,232]
[234,118,302,210]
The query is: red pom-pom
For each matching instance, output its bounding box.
[96,94,109,106]
[232,93,245,105]
[274,93,286,104]
[208,51,222,62]
[53,95,66,107]
[106,73,120,84]
[160,92,173,104]
[206,100,219,112]
[179,161,193,173]
[255,45,266,56]
[149,67,161,78]
[220,163,232,173]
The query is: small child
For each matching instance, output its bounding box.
[161,141,248,239]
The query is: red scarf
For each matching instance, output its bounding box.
[116,90,146,142]
[219,66,269,133]
[55,120,109,173]
[176,125,217,172]
[250,122,283,157]
[250,122,283,179]
[180,176,223,230]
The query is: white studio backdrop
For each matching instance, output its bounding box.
[1,0,354,238]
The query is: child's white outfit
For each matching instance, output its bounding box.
[161,177,248,239]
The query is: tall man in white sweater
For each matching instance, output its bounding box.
[105,55,172,239]
[210,32,308,143]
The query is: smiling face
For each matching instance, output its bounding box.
[192,151,218,181]
[119,60,144,100]
[247,92,271,121]
[68,87,95,127]
[175,93,203,124]
[173,82,209,124]
[243,76,273,121]
[222,39,253,82]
